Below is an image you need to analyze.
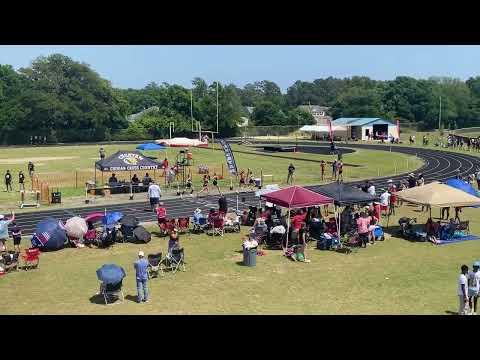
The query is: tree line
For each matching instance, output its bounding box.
[1,53,480,144]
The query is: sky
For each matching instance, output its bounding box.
[1,45,479,91]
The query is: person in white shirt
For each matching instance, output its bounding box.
[379,189,391,216]
[367,182,376,196]
[468,262,480,315]
[458,264,469,315]
[147,181,161,212]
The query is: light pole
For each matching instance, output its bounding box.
[169,122,175,139]
[438,96,442,130]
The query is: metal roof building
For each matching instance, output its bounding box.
[332,118,398,141]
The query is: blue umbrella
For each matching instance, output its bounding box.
[31,218,67,251]
[96,264,126,285]
[136,143,166,151]
[102,212,123,228]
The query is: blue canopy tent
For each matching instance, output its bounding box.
[31,218,68,251]
[445,178,480,208]
[136,143,166,151]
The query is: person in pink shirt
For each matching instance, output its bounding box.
[356,211,371,248]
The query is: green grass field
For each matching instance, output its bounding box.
[1,202,479,314]
[0,143,422,211]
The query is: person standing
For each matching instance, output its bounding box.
[476,169,480,189]
[134,251,149,303]
[356,211,371,248]
[0,212,15,252]
[142,173,152,186]
[212,173,221,195]
[287,163,295,185]
[331,160,338,180]
[27,161,35,179]
[379,189,391,217]
[458,264,469,315]
[468,262,480,315]
[5,170,12,192]
[10,221,22,253]
[147,181,161,212]
[99,147,106,160]
[320,160,326,181]
[337,160,343,181]
[367,182,376,196]
[218,193,228,214]
[18,171,25,191]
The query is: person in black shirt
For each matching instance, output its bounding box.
[5,170,12,192]
[10,221,21,253]
[218,194,228,214]
[131,174,139,184]
[407,174,417,188]
[18,171,25,191]
[108,173,118,183]
[27,162,35,178]
[287,163,295,184]
[99,147,106,160]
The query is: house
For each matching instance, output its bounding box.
[126,106,159,123]
[332,118,399,141]
[297,105,332,125]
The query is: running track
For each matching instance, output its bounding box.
[13,142,480,235]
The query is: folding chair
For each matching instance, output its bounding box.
[101,280,125,305]
[147,253,164,278]
[164,248,186,274]
[210,217,224,236]
[177,217,190,234]
[457,221,470,235]
[21,248,40,270]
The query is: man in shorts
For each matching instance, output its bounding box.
[18,171,25,191]
[468,261,480,315]
[0,212,15,252]
[10,221,22,253]
[147,181,161,212]
[4,170,12,192]
[320,160,326,181]
[458,264,469,315]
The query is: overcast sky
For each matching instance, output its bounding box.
[1,45,479,91]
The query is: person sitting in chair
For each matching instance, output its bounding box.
[168,228,180,255]
[108,173,118,183]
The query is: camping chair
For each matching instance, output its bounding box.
[101,280,125,305]
[224,212,241,233]
[457,221,470,235]
[210,216,224,236]
[192,215,208,233]
[164,248,186,274]
[1,251,19,273]
[21,248,40,270]
[147,253,164,278]
[177,217,190,234]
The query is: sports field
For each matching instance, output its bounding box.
[1,142,479,315]
[0,143,421,212]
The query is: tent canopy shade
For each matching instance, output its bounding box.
[95,150,162,172]
[314,182,377,206]
[260,185,334,209]
[396,182,480,208]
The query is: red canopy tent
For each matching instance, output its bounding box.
[261,186,334,250]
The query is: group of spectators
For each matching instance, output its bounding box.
[4,162,35,192]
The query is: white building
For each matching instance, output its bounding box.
[332,118,399,141]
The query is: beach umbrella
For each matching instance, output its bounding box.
[96,264,126,285]
[31,218,67,251]
[136,143,166,151]
[84,212,105,224]
[103,212,123,228]
[65,216,88,239]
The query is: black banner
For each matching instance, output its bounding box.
[218,139,238,176]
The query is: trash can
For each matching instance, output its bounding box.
[51,191,61,204]
[243,246,257,267]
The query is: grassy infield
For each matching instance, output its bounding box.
[1,138,479,314]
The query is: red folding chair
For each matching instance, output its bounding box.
[210,216,224,236]
[177,217,190,233]
[21,248,40,270]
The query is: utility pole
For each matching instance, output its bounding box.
[190,89,194,132]
[438,96,442,130]
[216,81,219,134]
